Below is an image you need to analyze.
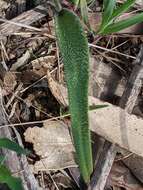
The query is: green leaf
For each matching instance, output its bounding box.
[111,0,136,19]
[0,156,5,164]
[68,0,91,27]
[80,0,89,24]
[101,12,143,34]
[61,104,109,115]
[89,104,108,111]
[69,0,92,5]
[0,138,29,155]
[68,0,79,5]
[55,8,93,183]
[100,0,116,30]
[0,165,23,190]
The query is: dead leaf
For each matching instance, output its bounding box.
[24,97,143,177]
[106,161,143,190]
[3,71,17,95]
[25,95,143,159]
[24,120,76,172]
[89,57,126,98]
[32,56,55,77]
[46,60,143,159]
[47,71,68,107]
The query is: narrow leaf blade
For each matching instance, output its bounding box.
[0,138,29,155]
[68,0,79,5]
[0,165,23,190]
[100,0,116,30]
[112,0,136,18]
[89,104,108,111]
[101,12,143,34]
[80,0,89,24]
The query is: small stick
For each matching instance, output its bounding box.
[119,45,143,113]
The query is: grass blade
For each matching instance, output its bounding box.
[0,138,29,155]
[100,0,116,31]
[89,104,108,111]
[80,0,89,24]
[0,165,23,190]
[100,12,143,34]
[68,0,79,5]
[112,0,136,18]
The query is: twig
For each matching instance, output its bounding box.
[88,142,116,190]
[0,17,41,32]
[89,43,136,60]
[119,45,143,113]
[0,5,49,37]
